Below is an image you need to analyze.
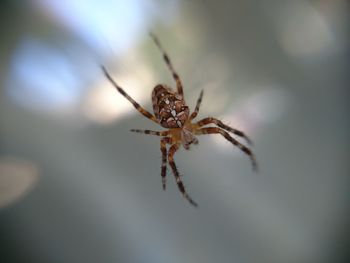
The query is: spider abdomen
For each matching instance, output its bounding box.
[152,84,189,128]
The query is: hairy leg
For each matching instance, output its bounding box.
[168,143,198,207]
[197,117,252,145]
[189,90,204,120]
[102,66,158,124]
[160,137,171,190]
[196,127,257,171]
[130,129,169,136]
[149,33,184,98]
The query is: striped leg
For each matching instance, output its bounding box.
[130,129,169,136]
[149,33,184,98]
[189,90,204,120]
[102,66,158,124]
[196,127,257,171]
[160,137,171,190]
[197,117,252,145]
[168,143,198,207]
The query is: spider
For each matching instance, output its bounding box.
[102,33,257,207]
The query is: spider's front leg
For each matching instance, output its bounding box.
[149,33,184,98]
[102,66,159,124]
[189,90,204,120]
[168,143,198,207]
[197,117,252,145]
[196,127,258,171]
[130,129,169,136]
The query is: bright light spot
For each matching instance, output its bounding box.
[0,157,39,209]
[34,0,179,56]
[7,38,83,112]
[35,0,145,53]
[83,78,150,124]
[277,2,337,58]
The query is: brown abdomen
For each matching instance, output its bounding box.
[152,84,189,128]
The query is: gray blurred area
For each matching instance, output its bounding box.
[0,1,349,263]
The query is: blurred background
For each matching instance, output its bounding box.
[0,0,349,262]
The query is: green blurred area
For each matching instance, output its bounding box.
[0,1,349,263]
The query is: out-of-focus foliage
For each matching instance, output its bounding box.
[0,1,348,263]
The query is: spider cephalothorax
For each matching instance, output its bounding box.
[102,33,257,207]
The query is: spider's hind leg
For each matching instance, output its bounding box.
[196,127,258,171]
[168,143,198,207]
[197,117,253,145]
[160,137,171,190]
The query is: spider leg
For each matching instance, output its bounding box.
[130,129,169,136]
[197,117,252,145]
[102,66,158,124]
[196,127,257,171]
[189,90,204,120]
[149,32,184,98]
[168,143,198,207]
[160,137,171,190]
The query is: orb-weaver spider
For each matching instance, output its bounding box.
[102,33,257,207]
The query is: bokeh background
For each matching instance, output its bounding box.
[0,0,349,263]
